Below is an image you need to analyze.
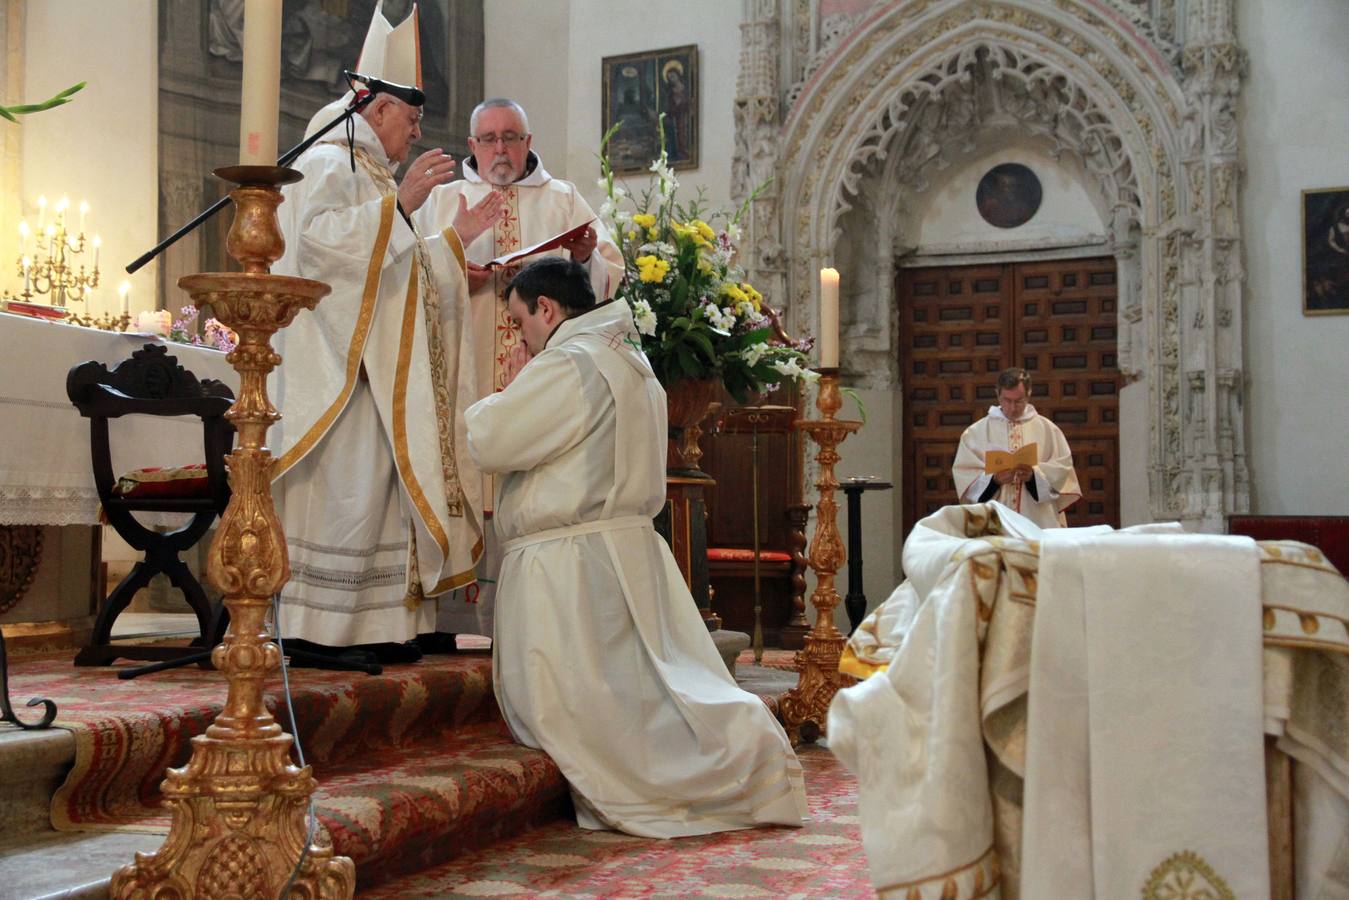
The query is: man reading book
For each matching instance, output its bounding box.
[952,367,1082,527]
[415,98,623,647]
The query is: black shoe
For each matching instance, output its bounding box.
[279,638,379,670]
[360,640,424,665]
[415,632,460,655]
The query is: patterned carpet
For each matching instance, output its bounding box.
[3,653,501,831]
[357,745,870,898]
[735,648,798,671]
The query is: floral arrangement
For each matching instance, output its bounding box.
[134,305,237,353]
[598,127,815,404]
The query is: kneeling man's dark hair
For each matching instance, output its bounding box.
[506,257,597,316]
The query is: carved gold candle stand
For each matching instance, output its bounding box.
[109,166,353,899]
[780,369,861,744]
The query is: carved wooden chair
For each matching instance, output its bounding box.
[67,344,234,667]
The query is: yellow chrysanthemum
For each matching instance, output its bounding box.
[635,254,670,283]
[741,282,763,310]
[719,283,749,306]
[632,213,657,229]
[692,219,716,242]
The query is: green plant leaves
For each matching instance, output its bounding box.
[0,82,86,124]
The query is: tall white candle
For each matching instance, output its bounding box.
[92,235,101,270]
[119,282,131,318]
[21,256,30,294]
[819,267,840,368]
[238,0,283,166]
[78,200,89,235]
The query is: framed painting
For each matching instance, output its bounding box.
[602,45,698,175]
[1303,186,1349,315]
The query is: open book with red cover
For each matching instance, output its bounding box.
[486,219,594,269]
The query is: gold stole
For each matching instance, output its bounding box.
[489,185,524,392]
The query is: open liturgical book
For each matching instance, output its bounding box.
[486,219,594,269]
[984,443,1038,475]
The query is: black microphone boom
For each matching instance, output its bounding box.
[343,70,425,107]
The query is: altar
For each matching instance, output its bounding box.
[0,311,239,645]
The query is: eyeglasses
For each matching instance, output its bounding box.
[472,132,527,147]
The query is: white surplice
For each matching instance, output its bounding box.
[952,405,1081,528]
[464,300,808,838]
[269,108,483,646]
[418,152,622,638]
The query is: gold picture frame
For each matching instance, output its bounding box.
[601,45,698,175]
[1302,186,1349,315]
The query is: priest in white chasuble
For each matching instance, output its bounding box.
[464,258,808,838]
[418,97,623,640]
[952,367,1081,528]
[269,4,484,659]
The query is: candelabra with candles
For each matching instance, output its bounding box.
[6,196,101,312]
[779,368,861,744]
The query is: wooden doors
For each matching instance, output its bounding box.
[899,257,1122,535]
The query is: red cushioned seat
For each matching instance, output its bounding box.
[707,548,793,563]
[112,463,213,500]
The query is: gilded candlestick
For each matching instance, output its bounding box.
[780,369,860,744]
[109,166,353,899]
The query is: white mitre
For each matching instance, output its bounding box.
[303,0,423,140]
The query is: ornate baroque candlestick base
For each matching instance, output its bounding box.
[109,166,352,898]
[779,369,861,744]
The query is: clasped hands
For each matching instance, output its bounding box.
[502,343,533,388]
[993,464,1034,486]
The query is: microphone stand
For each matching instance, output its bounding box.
[125,90,378,275]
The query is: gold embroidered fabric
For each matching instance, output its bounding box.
[840,503,1349,899]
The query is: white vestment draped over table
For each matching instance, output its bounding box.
[952,405,1080,528]
[464,300,807,838]
[419,152,622,637]
[1022,531,1268,899]
[828,502,1349,899]
[269,109,482,646]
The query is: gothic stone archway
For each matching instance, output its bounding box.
[734,0,1248,530]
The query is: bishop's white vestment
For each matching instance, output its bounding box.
[952,404,1081,528]
[270,109,482,647]
[464,300,808,838]
[419,151,623,637]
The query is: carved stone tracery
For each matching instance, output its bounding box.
[736,0,1249,530]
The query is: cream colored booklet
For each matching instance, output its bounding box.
[984,442,1038,474]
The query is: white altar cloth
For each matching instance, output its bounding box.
[0,312,240,526]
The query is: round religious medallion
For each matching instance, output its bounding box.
[976,162,1043,229]
[0,524,44,615]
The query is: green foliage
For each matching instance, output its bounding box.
[598,120,816,404]
[0,82,86,124]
